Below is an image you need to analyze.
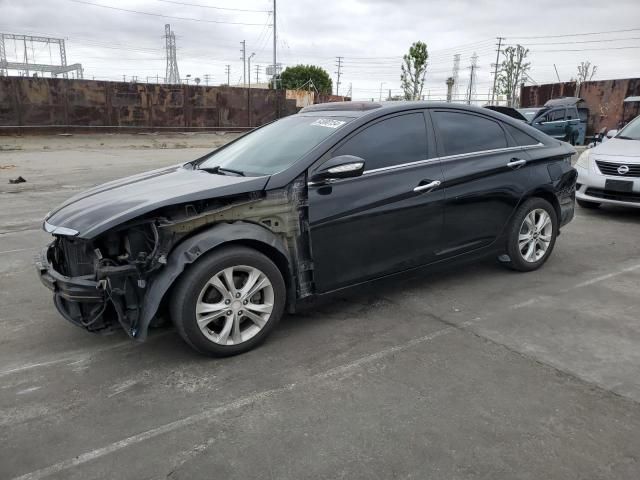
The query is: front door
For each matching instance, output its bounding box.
[308,112,445,292]
[534,108,567,139]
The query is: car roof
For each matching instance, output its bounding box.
[544,97,583,107]
[300,101,508,118]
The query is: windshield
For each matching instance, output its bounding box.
[616,116,640,140]
[198,115,353,175]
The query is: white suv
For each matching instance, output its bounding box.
[575,115,640,209]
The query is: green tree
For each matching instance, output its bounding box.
[497,45,530,107]
[401,41,429,100]
[277,65,333,94]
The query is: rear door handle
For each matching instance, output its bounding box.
[413,180,441,193]
[507,158,527,169]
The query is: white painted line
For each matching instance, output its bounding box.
[0,247,38,255]
[9,261,640,479]
[509,262,640,311]
[10,326,455,480]
[0,331,173,378]
[571,263,640,290]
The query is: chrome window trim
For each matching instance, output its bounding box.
[363,143,544,175]
[307,143,544,186]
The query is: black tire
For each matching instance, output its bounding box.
[502,197,558,272]
[577,199,601,209]
[170,245,286,357]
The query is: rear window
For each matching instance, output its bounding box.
[504,124,539,146]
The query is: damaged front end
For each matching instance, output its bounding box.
[37,220,170,335]
[36,176,312,340]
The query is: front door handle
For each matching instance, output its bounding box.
[413,180,441,193]
[507,158,527,169]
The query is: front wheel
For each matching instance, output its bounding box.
[502,198,558,272]
[170,245,286,356]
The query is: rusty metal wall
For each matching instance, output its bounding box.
[520,78,640,135]
[0,77,298,132]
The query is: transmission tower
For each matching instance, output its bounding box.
[451,54,460,101]
[225,65,231,85]
[0,32,82,78]
[335,56,343,95]
[466,52,478,105]
[164,24,180,84]
[255,64,261,84]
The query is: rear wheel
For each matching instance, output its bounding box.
[502,198,558,272]
[170,245,286,356]
[577,199,601,209]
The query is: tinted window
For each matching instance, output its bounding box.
[504,124,539,146]
[547,109,566,122]
[333,113,427,170]
[432,111,507,156]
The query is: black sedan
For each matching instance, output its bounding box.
[37,102,577,356]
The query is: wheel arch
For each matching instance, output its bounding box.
[524,187,562,223]
[135,221,293,341]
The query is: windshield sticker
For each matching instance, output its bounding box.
[311,118,346,129]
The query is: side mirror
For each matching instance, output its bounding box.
[310,155,366,183]
[606,129,618,139]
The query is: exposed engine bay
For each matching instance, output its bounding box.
[41,176,312,339]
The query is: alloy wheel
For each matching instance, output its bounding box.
[195,265,274,345]
[518,209,553,263]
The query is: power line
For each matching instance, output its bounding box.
[507,27,640,39]
[515,36,640,46]
[527,45,640,52]
[155,0,271,13]
[68,0,268,26]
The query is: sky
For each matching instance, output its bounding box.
[1,0,639,101]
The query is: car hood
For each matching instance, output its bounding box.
[45,163,269,239]
[592,138,640,158]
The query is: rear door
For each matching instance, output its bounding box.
[308,111,445,292]
[430,109,535,257]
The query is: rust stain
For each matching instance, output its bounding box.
[0,78,298,131]
[520,78,640,135]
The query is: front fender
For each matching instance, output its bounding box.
[135,221,291,340]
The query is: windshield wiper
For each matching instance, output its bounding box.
[199,166,245,176]
[615,135,635,140]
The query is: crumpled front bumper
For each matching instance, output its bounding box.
[35,245,107,328]
[35,245,103,301]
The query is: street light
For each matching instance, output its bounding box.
[379,82,386,101]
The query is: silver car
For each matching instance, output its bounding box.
[575,115,640,209]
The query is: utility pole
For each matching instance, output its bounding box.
[490,37,504,106]
[225,65,230,86]
[204,74,211,85]
[272,0,277,89]
[248,53,255,90]
[335,56,343,95]
[240,40,246,87]
[379,82,385,101]
[553,64,561,83]
[255,64,261,85]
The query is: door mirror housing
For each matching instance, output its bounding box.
[606,129,618,139]
[310,155,366,183]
